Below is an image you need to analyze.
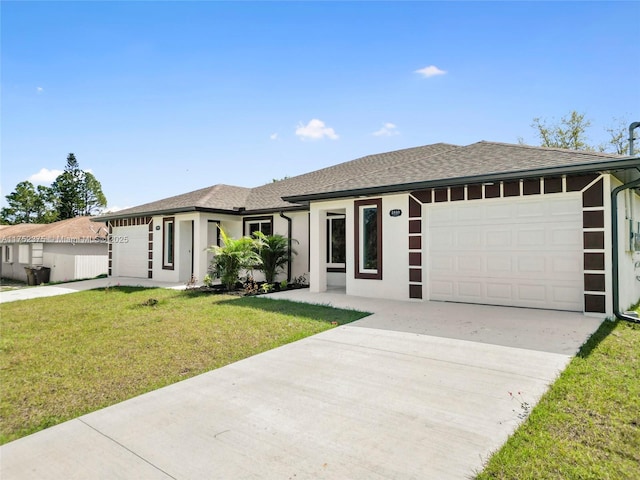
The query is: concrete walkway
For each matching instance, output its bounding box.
[0,277,185,303]
[0,289,602,479]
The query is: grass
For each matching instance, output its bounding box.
[0,277,27,292]
[0,287,368,444]
[476,317,640,479]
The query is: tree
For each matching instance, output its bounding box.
[208,227,261,291]
[34,185,59,223]
[525,111,634,154]
[252,232,297,284]
[272,176,291,183]
[51,153,84,219]
[78,172,107,215]
[51,153,107,219]
[1,181,39,224]
[530,111,593,151]
[0,181,57,224]
[601,118,633,155]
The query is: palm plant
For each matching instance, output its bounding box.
[208,228,261,291]
[252,232,297,284]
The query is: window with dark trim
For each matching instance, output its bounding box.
[355,198,382,279]
[326,215,346,271]
[163,217,175,270]
[4,245,13,263]
[207,220,221,247]
[244,216,273,236]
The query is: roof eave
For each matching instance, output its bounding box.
[94,206,239,221]
[282,157,640,203]
[95,204,308,221]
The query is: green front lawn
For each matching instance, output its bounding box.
[0,287,368,444]
[477,318,640,479]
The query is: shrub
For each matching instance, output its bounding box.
[252,232,298,284]
[208,228,261,291]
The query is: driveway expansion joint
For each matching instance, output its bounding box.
[78,419,177,480]
[311,333,570,381]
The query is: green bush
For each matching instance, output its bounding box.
[208,228,260,291]
[253,232,297,284]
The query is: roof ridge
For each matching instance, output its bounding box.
[475,140,623,158]
[197,184,251,207]
[292,143,461,193]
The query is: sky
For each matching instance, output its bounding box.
[2,1,639,212]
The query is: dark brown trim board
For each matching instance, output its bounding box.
[354,198,382,280]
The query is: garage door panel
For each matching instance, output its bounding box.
[458,255,483,273]
[552,254,582,275]
[517,228,545,247]
[486,203,512,219]
[486,283,512,301]
[427,194,582,311]
[458,282,482,298]
[486,256,512,273]
[458,231,482,247]
[486,230,511,248]
[515,201,545,218]
[550,227,582,246]
[431,280,454,296]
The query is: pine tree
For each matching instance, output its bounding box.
[51,153,107,218]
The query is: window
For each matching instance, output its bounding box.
[326,215,346,270]
[4,245,13,263]
[163,217,175,270]
[208,220,221,247]
[18,244,30,264]
[354,198,382,279]
[244,216,273,236]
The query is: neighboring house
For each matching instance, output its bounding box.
[0,217,108,283]
[96,141,640,317]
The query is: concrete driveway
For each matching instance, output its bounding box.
[0,290,602,479]
[0,277,185,303]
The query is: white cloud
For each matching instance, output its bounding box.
[295,119,339,141]
[270,133,278,140]
[28,168,63,184]
[36,86,43,94]
[415,65,447,78]
[373,122,399,137]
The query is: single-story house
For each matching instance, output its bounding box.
[0,216,108,284]
[96,141,640,318]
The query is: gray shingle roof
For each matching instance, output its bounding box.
[244,143,459,211]
[283,141,625,200]
[97,141,629,220]
[99,184,251,219]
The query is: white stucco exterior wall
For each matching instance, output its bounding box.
[147,210,309,285]
[151,212,242,283]
[612,177,640,311]
[309,194,410,300]
[1,242,107,283]
[347,194,409,300]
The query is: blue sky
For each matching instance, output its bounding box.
[2,1,639,212]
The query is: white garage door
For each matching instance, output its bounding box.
[112,225,148,278]
[427,194,583,311]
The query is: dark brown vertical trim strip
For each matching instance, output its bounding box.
[162,217,175,270]
[409,196,422,218]
[584,294,606,313]
[354,198,383,280]
[409,284,422,299]
[582,178,604,207]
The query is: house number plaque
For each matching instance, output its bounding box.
[389,209,402,217]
